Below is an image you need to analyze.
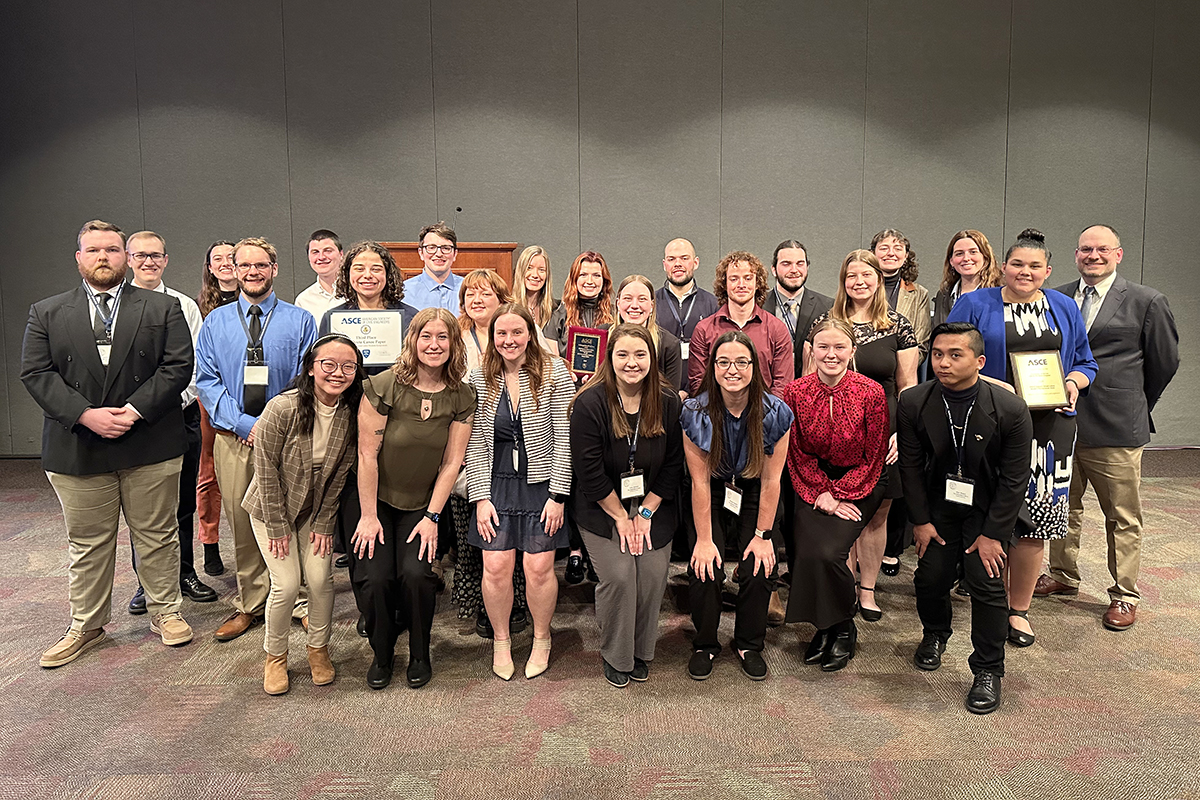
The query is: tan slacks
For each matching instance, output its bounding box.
[1053,445,1143,603]
[250,516,333,655]
[212,434,269,615]
[47,456,184,631]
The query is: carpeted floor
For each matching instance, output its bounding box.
[2,453,1199,800]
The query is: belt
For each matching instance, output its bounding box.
[214,429,237,438]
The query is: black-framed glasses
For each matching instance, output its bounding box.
[715,358,753,372]
[129,252,166,263]
[420,244,456,255]
[315,359,358,376]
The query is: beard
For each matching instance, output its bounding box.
[776,274,806,293]
[84,263,126,291]
[667,273,694,288]
[240,277,274,299]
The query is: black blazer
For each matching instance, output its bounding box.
[897,379,1032,544]
[569,384,684,549]
[1055,275,1179,447]
[21,284,193,474]
[763,287,833,377]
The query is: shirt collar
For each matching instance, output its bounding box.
[662,280,697,303]
[238,292,277,315]
[717,304,762,325]
[1077,271,1117,300]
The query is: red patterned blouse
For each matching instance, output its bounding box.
[778,371,889,503]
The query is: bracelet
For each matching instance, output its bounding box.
[1065,378,1079,388]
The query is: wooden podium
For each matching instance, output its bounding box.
[382,242,520,289]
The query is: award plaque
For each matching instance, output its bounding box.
[566,326,608,381]
[1009,350,1069,409]
[329,310,403,367]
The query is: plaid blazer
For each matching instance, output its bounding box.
[241,389,355,539]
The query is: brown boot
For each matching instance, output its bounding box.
[264,653,289,695]
[307,645,335,686]
[767,590,786,626]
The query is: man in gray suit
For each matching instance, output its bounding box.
[1034,224,1179,630]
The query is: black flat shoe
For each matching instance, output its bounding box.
[181,574,217,602]
[1007,607,1035,647]
[803,629,833,665]
[510,607,528,635]
[406,657,431,689]
[821,621,857,672]
[880,558,900,576]
[128,586,147,616]
[603,659,630,688]
[630,657,649,682]
[857,585,883,622]
[356,614,368,638]
[586,560,598,583]
[367,657,393,690]
[203,543,225,576]
[735,649,768,681]
[475,609,494,639]
[965,670,1002,714]
[334,554,350,569]
[565,555,585,585]
[914,632,947,671]
[688,650,714,681]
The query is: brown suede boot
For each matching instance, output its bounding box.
[264,653,289,695]
[307,645,335,686]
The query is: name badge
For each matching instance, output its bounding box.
[512,448,520,472]
[679,341,690,361]
[946,475,975,506]
[620,470,645,501]
[244,365,269,386]
[96,343,112,367]
[723,482,743,515]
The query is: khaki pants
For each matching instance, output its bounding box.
[47,457,184,631]
[250,516,333,655]
[1053,445,1143,603]
[212,434,269,615]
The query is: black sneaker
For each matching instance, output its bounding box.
[630,658,649,682]
[603,659,630,688]
[688,650,715,681]
[736,649,768,681]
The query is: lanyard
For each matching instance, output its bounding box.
[942,396,976,477]
[625,412,641,471]
[504,384,522,442]
[85,281,125,340]
[664,287,699,337]
[469,328,482,356]
[774,289,798,339]
[236,298,278,349]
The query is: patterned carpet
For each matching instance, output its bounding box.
[2,454,1199,800]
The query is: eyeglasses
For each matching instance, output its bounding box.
[315,359,358,376]
[420,244,456,255]
[129,252,166,263]
[1076,246,1118,256]
[715,358,753,372]
[236,262,273,273]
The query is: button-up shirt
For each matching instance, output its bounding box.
[151,282,203,408]
[196,292,316,439]
[686,303,795,397]
[294,280,339,320]
[1073,272,1117,330]
[403,269,464,313]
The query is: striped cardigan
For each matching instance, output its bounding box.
[465,359,574,502]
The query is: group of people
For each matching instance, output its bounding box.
[22,218,1179,715]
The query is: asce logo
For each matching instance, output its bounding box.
[1028,358,1047,366]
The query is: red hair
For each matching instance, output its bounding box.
[562,251,615,329]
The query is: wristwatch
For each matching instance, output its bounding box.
[754,528,769,540]
[551,493,569,504]
[637,505,654,520]
[423,510,440,524]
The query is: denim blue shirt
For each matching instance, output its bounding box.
[403,270,463,314]
[196,293,317,439]
[681,391,794,481]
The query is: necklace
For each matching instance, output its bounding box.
[415,381,445,420]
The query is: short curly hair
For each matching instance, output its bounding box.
[334,241,405,307]
[713,251,769,307]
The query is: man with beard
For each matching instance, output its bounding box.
[23,220,196,666]
[656,238,719,389]
[197,236,317,641]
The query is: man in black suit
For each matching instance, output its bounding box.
[1035,224,1180,631]
[761,240,833,622]
[898,322,1032,714]
[21,220,196,668]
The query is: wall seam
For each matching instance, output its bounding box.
[576,0,583,254]
[1139,0,1157,283]
[429,0,440,218]
[718,0,725,257]
[280,0,297,285]
[859,0,869,247]
[131,1,146,228]
[1001,0,1015,245]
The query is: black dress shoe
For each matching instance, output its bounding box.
[406,657,432,689]
[357,614,368,638]
[965,670,1002,714]
[880,557,901,576]
[1007,608,1035,647]
[688,650,715,681]
[334,554,350,569]
[803,629,833,665]
[475,608,494,639]
[181,574,218,602]
[630,657,649,682]
[857,585,883,622]
[735,649,768,681]
[565,555,585,585]
[367,657,393,690]
[603,659,630,688]
[510,607,528,635]
[821,620,857,672]
[586,559,598,583]
[914,632,947,671]
[128,586,147,615]
[203,543,225,576]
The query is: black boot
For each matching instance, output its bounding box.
[821,619,857,672]
[803,628,832,665]
[203,543,225,576]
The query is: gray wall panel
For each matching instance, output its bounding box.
[720,0,867,299]
[1142,0,1199,444]
[284,0,437,286]
[578,0,723,286]
[432,0,579,277]
[863,0,1011,289]
[1004,0,1153,268]
[133,1,295,299]
[0,2,143,456]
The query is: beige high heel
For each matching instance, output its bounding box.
[525,635,552,680]
[492,638,515,681]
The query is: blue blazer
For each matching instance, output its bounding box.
[946,287,1098,413]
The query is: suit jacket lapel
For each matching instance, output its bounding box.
[67,288,107,387]
[1088,273,1126,336]
[964,383,998,477]
[920,384,953,465]
[103,287,144,397]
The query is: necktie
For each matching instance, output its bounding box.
[93,293,111,341]
[783,299,798,331]
[248,304,263,343]
[1080,286,1097,329]
[243,305,267,416]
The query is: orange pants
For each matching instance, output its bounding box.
[197,404,222,544]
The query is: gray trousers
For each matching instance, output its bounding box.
[580,526,671,673]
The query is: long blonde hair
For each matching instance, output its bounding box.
[391,308,468,386]
[615,274,661,348]
[831,250,892,332]
[513,246,554,326]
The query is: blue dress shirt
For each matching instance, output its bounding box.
[403,270,464,314]
[681,391,794,480]
[196,293,317,439]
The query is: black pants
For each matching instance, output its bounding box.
[132,401,201,581]
[913,513,1008,675]
[884,497,911,559]
[688,478,773,655]
[348,501,439,665]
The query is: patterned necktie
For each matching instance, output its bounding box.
[1080,285,1097,329]
[93,292,111,341]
